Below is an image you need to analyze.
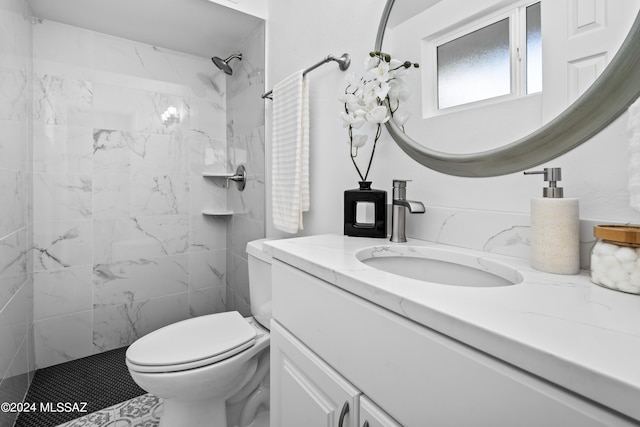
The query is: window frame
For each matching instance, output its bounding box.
[422,0,540,117]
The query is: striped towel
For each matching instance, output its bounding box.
[271,70,310,233]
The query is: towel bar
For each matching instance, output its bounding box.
[262,53,351,100]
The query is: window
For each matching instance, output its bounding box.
[437,18,511,109]
[526,2,542,94]
[433,2,541,111]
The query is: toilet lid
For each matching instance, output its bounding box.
[126,311,256,369]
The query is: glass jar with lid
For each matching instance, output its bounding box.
[590,225,640,294]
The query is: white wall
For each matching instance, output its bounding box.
[266,0,640,252]
[266,0,390,239]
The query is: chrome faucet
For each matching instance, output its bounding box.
[226,165,247,191]
[390,180,425,243]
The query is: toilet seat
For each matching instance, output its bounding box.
[126,311,257,373]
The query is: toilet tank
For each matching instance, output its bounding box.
[246,238,273,330]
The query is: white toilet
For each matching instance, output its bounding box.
[126,239,273,427]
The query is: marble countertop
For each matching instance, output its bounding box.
[264,234,640,421]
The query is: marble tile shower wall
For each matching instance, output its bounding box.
[226,24,266,315]
[32,20,230,369]
[0,0,35,425]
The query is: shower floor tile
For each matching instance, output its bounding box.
[54,393,163,427]
[15,346,147,427]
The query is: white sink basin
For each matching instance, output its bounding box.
[356,246,522,287]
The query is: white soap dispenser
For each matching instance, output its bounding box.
[524,167,580,274]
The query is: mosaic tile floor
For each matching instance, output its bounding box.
[15,347,147,427]
[55,393,163,427]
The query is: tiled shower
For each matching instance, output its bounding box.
[0,0,265,422]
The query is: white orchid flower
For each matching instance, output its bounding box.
[361,93,379,112]
[338,92,356,105]
[393,110,411,127]
[361,81,382,104]
[366,105,390,124]
[341,111,367,129]
[388,81,411,103]
[353,108,367,118]
[375,81,391,100]
[340,93,365,113]
[362,79,379,93]
[364,56,379,71]
[349,134,368,148]
[393,67,408,78]
[389,58,409,78]
[396,86,411,102]
[345,72,363,90]
[367,61,390,83]
[389,58,402,70]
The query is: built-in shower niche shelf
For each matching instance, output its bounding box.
[201,209,234,216]
[202,172,235,178]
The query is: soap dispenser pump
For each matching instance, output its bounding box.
[524,167,580,274]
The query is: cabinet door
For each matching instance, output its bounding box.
[360,396,402,427]
[271,321,361,427]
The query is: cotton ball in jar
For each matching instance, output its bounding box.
[622,260,637,273]
[591,226,640,293]
[600,255,621,271]
[596,242,618,256]
[606,266,628,283]
[630,271,640,286]
[614,246,637,263]
[616,281,633,292]
[617,280,640,294]
[600,276,616,289]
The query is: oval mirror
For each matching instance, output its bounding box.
[376,0,640,177]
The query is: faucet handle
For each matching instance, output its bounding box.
[392,179,412,188]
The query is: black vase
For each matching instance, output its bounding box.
[344,181,387,238]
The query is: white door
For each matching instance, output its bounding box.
[270,321,361,427]
[359,396,403,427]
[542,0,640,122]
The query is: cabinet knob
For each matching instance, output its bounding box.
[338,401,350,427]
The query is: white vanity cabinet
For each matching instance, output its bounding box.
[271,258,639,427]
[271,320,360,427]
[271,320,402,427]
[360,396,403,427]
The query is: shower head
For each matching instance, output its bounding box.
[211,53,243,75]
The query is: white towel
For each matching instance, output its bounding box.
[628,98,640,211]
[271,70,310,233]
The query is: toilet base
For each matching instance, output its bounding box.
[160,398,227,427]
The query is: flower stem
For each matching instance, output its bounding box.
[349,126,365,181]
[363,124,382,181]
